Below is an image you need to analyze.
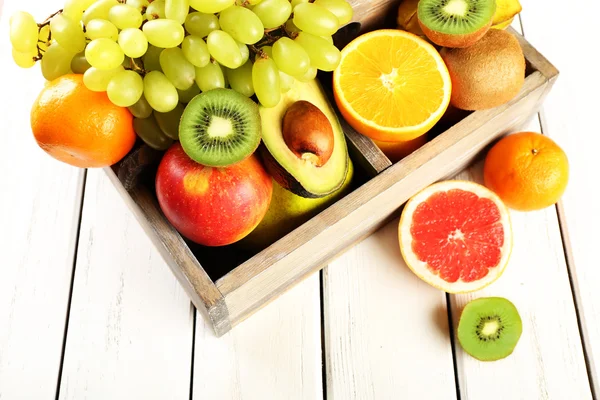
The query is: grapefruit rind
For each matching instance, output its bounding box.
[398,180,513,293]
[332,29,452,142]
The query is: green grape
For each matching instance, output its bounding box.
[279,70,294,93]
[238,41,249,65]
[320,35,334,44]
[252,0,292,29]
[70,51,91,73]
[83,66,124,91]
[128,94,153,118]
[86,19,119,41]
[133,115,173,150]
[154,103,185,140]
[50,14,86,53]
[272,37,310,77]
[127,0,150,12]
[12,48,37,69]
[295,32,341,71]
[143,19,185,48]
[291,0,308,8]
[252,57,280,107]
[314,0,353,25]
[83,0,119,25]
[64,0,97,21]
[218,6,264,45]
[107,70,144,107]
[296,65,317,82]
[284,19,300,34]
[118,28,148,58]
[144,71,179,112]
[181,35,210,68]
[293,3,339,36]
[184,12,219,38]
[159,47,196,90]
[142,45,163,71]
[189,0,234,14]
[261,45,273,58]
[247,0,263,4]
[145,0,166,19]
[38,25,52,52]
[108,4,143,29]
[206,30,242,69]
[177,84,200,103]
[225,61,254,97]
[41,43,74,81]
[165,0,189,24]
[194,61,225,92]
[9,11,38,53]
[86,38,125,69]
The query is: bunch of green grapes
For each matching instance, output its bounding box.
[9,0,353,114]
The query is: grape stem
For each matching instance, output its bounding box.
[37,9,63,28]
[126,57,147,76]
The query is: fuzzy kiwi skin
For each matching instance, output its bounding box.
[419,19,492,48]
[440,29,525,110]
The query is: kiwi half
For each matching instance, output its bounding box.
[457,297,523,361]
[418,0,496,48]
[179,89,261,167]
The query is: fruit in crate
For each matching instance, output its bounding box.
[155,143,273,247]
[417,0,496,48]
[372,136,428,163]
[458,297,523,361]
[491,0,522,29]
[333,29,451,142]
[242,158,355,250]
[398,180,513,293]
[441,29,525,110]
[483,132,569,211]
[260,79,349,198]
[179,89,262,167]
[30,74,136,168]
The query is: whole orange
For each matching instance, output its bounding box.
[31,74,136,168]
[483,132,569,211]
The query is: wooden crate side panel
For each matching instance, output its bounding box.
[219,72,551,324]
[104,168,231,336]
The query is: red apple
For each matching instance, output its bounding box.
[155,143,273,246]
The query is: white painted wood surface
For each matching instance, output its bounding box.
[520,0,600,394]
[193,275,323,400]
[57,170,194,400]
[0,1,85,398]
[323,222,457,400]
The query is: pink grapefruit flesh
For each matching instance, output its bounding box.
[399,180,512,293]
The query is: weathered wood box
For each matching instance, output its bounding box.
[105,0,558,336]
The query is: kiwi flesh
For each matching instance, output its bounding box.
[457,297,522,361]
[179,88,261,167]
[441,29,525,110]
[418,0,496,48]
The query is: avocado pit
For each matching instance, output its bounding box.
[282,100,334,167]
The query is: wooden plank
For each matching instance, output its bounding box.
[323,221,457,399]
[450,121,591,399]
[217,71,552,326]
[58,170,194,399]
[0,1,85,398]
[192,274,323,400]
[518,2,600,395]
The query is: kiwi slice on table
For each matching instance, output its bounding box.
[457,297,522,361]
[179,89,261,167]
[418,0,496,48]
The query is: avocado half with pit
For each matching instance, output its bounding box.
[260,79,349,198]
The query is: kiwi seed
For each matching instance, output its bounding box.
[179,89,261,167]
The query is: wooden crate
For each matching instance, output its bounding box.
[105,0,558,337]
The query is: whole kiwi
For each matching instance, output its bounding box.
[440,29,525,110]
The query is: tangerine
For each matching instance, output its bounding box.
[30,74,136,168]
[483,132,569,211]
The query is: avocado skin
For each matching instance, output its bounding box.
[260,146,347,199]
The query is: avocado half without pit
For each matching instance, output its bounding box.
[259,80,349,199]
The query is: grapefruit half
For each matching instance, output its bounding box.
[399,180,512,293]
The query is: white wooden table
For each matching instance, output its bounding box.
[1,0,598,398]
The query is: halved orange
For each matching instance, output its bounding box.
[333,29,451,142]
